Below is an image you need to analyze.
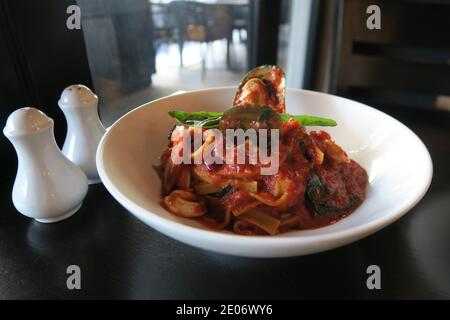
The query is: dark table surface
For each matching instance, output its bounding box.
[1,106,449,300]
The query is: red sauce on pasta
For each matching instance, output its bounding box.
[159,65,367,235]
[160,119,368,235]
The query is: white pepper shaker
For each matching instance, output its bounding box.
[58,85,106,184]
[3,107,88,223]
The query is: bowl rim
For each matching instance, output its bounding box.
[96,87,433,247]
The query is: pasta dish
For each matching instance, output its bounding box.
[159,65,368,235]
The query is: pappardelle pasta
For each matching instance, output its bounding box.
[159,65,368,235]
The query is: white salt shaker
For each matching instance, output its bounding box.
[58,85,106,184]
[3,107,88,223]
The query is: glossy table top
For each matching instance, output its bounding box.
[1,106,449,299]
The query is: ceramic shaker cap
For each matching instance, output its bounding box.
[58,84,98,108]
[3,107,53,137]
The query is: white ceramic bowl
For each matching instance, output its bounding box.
[97,88,432,258]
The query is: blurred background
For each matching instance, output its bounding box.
[76,0,297,123]
[0,0,311,128]
[1,0,450,182]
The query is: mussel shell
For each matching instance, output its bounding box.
[219,104,282,131]
[233,65,286,114]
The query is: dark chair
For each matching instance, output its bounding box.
[169,1,232,76]
[150,2,175,49]
[231,4,249,43]
[310,0,450,112]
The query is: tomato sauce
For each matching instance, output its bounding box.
[196,120,368,233]
[161,111,368,235]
